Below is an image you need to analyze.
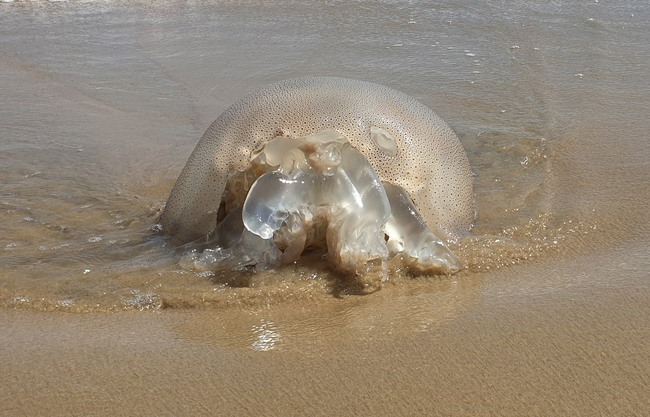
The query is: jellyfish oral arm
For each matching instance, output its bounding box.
[180,130,460,276]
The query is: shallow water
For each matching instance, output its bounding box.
[1,0,648,312]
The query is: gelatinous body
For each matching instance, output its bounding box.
[161,77,474,275]
[180,131,460,275]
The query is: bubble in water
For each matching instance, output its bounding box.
[13,296,30,304]
[56,299,74,308]
[122,290,160,311]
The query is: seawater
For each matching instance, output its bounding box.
[1,0,648,312]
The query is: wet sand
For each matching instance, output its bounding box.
[3,239,648,416]
[1,1,649,415]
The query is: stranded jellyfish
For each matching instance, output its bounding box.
[160,77,474,277]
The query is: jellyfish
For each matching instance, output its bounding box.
[161,77,474,277]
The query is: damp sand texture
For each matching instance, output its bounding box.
[1,1,649,416]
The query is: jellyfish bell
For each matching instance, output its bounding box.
[161,77,474,278]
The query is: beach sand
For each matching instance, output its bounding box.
[1,1,648,416]
[3,241,648,416]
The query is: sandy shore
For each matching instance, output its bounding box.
[2,2,648,416]
[3,240,647,417]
